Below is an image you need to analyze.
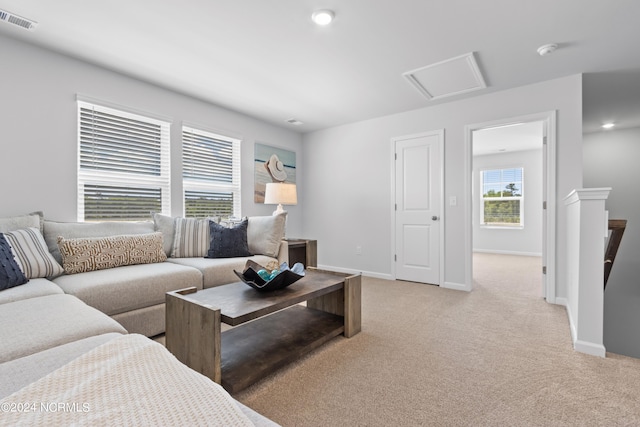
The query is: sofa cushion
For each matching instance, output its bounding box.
[168,254,277,288]
[207,218,252,258]
[171,217,210,258]
[3,228,64,279]
[247,213,286,257]
[112,303,167,337]
[0,234,29,290]
[0,294,127,363]
[0,212,41,233]
[0,333,123,400]
[52,262,203,316]
[0,278,63,305]
[44,220,155,264]
[57,232,167,274]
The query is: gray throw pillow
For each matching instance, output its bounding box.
[0,213,41,233]
[206,218,252,258]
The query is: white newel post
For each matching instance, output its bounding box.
[563,188,611,357]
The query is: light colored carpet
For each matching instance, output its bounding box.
[232,254,640,426]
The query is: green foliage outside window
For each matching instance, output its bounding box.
[483,199,521,224]
[481,168,523,226]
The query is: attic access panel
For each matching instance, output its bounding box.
[403,52,486,100]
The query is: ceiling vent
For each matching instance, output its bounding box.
[0,9,38,31]
[403,52,486,101]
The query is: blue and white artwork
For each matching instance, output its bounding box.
[254,143,297,203]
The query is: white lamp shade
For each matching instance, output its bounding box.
[264,183,297,206]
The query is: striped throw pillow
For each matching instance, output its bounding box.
[3,228,64,279]
[171,218,211,258]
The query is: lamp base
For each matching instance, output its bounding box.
[272,204,286,216]
[272,204,289,238]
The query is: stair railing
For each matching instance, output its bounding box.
[604,219,627,289]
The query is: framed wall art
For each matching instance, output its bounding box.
[254,143,297,203]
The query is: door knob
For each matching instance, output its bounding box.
[432,216,439,221]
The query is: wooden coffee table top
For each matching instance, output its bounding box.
[183,269,349,326]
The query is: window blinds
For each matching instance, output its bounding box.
[77,101,171,221]
[182,126,241,219]
[182,130,233,183]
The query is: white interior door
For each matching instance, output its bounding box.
[394,131,443,285]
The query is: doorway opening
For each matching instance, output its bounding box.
[473,121,543,297]
[464,112,556,302]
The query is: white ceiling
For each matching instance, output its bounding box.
[473,122,543,156]
[2,0,640,133]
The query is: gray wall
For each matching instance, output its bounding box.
[302,74,582,297]
[583,126,640,358]
[0,35,303,236]
[473,148,543,256]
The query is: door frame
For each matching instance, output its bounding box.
[464,111,557,301]
[390,130,445,285]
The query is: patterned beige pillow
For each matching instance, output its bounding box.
[57,232,167,274]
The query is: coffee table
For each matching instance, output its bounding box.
[165,268,361,393]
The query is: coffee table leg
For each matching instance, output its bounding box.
[343,274,362,337]
[166,288,222,383]
[307,274,361,337]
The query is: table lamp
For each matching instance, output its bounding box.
[264,183,297,216]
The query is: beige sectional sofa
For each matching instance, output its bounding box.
[42,213,288,336]
[0,212,285,425]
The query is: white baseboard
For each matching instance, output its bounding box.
[574,340,606,358]
[316,264,393,281]
[473,249,543,257]
[442,281,471,292]
[554,297,568,307]
[563,302,606,358]
[564,303,578,344]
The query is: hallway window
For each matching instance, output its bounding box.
[480,167,523,226]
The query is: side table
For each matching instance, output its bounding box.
[286,238,317,268]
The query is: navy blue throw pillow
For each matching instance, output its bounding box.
[206,219,252,258]
[0,233,29,290]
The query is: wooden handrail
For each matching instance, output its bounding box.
[604,219,627,289]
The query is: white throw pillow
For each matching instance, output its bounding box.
[152,213,176,257]
[247,213,286,257]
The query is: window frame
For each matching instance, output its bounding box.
[181,125,241,219]
[76,99,171,222]
[479,166,524,228]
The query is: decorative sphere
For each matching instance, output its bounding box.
[257,269,270,280]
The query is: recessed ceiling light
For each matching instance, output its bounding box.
[537,43,558,56]
[312,9,334,26]
[602,123,615,129]
[286,118,304,126]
